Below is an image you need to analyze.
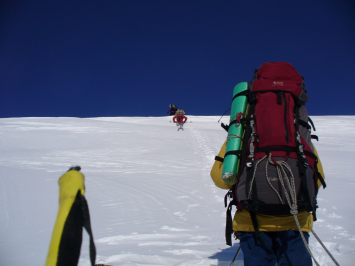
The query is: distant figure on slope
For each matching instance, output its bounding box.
[173,109,187,131]
[167,104,177,116]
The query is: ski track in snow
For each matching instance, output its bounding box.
[0,116,354,266]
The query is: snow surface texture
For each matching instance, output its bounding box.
[0,116,354,266]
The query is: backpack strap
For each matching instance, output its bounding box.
[237,93,256,178]
[232,89,249,102]
[311,135,319,141]
[294,104,313,212]
[249,212,273,254]
[316,170,326,188]
[298,119,312,130]
[221,123,229,132]
[224,150,242,157]
[229,117,249,128]
[313,156,326,188]
[214,156,224,162]
[244,165,259,208]
[225,189,235,246]
[299,118,319,141]
[225,201,234,246]
[308,117,317,131]
[237,94,258,202]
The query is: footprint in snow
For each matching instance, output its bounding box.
[328,213,342,218]
[174,212,187,221]
[326,224,343,230]
[160,226,191,232]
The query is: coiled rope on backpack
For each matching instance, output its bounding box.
[267,154,320,266]
[248,154,322,266]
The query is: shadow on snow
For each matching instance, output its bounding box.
[208,243,243,266]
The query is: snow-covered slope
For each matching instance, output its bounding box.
[0,116,354,266]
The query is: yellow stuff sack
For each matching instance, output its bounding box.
[210,140,232,190]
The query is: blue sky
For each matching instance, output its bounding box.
[1,0,354,118]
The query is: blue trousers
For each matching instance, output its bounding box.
[238,230,312,266]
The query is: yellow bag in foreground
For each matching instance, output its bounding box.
[210,140,232,190]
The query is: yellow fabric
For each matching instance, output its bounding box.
[233,209,314,232]
[211,140,326,233]
[45,170,85,266]
[210,140,232,190]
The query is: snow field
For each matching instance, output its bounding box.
[0,116,354,265]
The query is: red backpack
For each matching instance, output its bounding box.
[224,62,326,244]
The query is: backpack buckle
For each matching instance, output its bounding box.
[253,133,259,143]
[246,158,254,168]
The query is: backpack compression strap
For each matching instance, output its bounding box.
[249,212,273,254]
[214,156,224,162]
[294,104,314,212]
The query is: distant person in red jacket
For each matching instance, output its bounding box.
[173,109,187,131]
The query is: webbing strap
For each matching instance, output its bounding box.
[249,90,305,106]
[254,147,318,160]
[224,189,236,246]
[245,166,257,203]
[249,212,273,254]
[314,158,326,188]
[224,150,242,157]
[294,105,312,212]
[237,103,255,178]
[229,117,249,127]
[221,123,229,132]
[214,156,224,162]
[224,146,319,170]
[225,202,234,246]
[308,117,317,131]
[299,119,312,130]
[282,93,289,143]
[232,90,249,102]
[311,135,319,141]
[317,171,326,188]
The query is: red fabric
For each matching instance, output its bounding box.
[253,92,296,149]
[173,114,187,124]
[250,62,315,169]
[253,62,303,97]
[256,62,303,86]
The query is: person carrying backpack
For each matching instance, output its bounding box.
[173,109,187,131]
[211,62,327,266]
[167,104,177,116]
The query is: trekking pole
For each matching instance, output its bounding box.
[311,229,340,266]
[230,245,241,266]
[218,108,231,123]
